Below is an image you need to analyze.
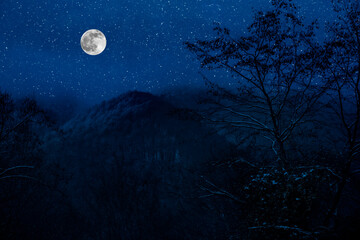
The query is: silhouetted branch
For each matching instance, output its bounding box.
[248,225,316,237]
[199,176,245,204]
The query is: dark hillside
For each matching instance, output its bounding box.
[41,90,239,239]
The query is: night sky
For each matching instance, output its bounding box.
[0,0,335,106]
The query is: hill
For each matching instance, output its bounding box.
[42,90,238,239]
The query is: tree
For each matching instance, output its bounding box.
[186,1,338,238]
[323,0,360,228]
[0,90,81,239]
[185,0,328,170]
[0,91,51,186]
[0,91,39,180]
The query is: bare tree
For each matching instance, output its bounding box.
[185,0,328,169]
[0,90,44,180]
[184,1,340,238]
[323,0,360,227]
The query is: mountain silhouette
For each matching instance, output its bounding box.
[42,90,238,239]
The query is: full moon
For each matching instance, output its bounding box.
[80,29,106,55]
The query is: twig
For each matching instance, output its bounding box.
[295,165,342,180]
[199,176,245,204]
[248,225,317,237]
[0,166,34,177]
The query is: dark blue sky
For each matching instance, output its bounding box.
[0,0,334,105]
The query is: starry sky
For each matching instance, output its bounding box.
[0,0,335,106]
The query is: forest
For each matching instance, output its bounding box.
[1,0,360,239]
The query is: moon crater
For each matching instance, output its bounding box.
[80,29,106,55]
